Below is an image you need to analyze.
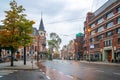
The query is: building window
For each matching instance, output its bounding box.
[109,40,112,46]
[104,40,112,47]
[106,12,114,19]
[117,6,120,13]
[118,38,120,44]
[97,18,104,24]
[91,23,95,28]
[106,31,113,37]
[104,41,107,47]
[90,38,95,42]
[97,34,104,40]
[97,26,104,32]
[117,17,120,24]
[106,21,114,29]
[117,28,120,34]
[91,30,95,35]
[94,44,99,48]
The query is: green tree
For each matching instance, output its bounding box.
[48,33,62,59]
[0,0,34,66]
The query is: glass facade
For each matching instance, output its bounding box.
[106,21,114,29]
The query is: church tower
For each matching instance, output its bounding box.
[38,14,46,59]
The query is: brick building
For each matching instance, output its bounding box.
[32,17,46,60]
[84,0,120,62]
[74,33,84,60]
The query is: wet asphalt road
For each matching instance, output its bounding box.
[40,60,120,80]
[0,60,120,80]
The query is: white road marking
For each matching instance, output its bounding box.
[0,76,2,78]
[113,72,120,75]
[96,70,104,72]
[59,71,63,74]
[66,75,73,79]
[42,72,45,74]
[46,76,51,80]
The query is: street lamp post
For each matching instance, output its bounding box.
[87,28,91,62]
[75,42,78,60]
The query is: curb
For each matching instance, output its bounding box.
[80,61,120,66]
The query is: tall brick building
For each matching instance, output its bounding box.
[84,0,120,62]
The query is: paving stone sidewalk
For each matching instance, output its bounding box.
[0,60,38,70]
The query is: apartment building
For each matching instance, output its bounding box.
[84,0,120,62]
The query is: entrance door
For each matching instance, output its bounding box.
[107,50,112,62]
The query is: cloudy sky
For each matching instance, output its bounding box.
[0,0,108,48]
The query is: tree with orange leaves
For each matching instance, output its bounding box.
[0,0,35,66]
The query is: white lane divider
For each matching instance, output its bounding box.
[95,70,104,72]
[113,72,120,75]
[66,75,73,79]
[46,76,51,80]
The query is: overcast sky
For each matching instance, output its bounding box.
[0,0,108,48]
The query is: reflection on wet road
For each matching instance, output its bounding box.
[37,60,120,80]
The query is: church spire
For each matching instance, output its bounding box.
[39,12,45,31]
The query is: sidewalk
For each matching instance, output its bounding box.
[0,60,39,70]
[80,60,120,66]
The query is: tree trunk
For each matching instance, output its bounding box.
[11,47,14,66]
[24,46,26,65]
